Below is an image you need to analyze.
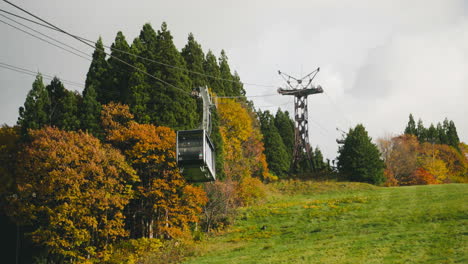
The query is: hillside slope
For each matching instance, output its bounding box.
[184,183,467,264]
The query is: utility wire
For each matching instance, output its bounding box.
[0,13,91,58]
[0,5,277,88]
[0,64,84,88]
[323,91,353,127]
[0,18,91,61]
[2,1,192,96]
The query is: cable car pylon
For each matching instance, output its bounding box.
[277,68,323,171]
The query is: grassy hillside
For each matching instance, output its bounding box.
[184,182,467,264]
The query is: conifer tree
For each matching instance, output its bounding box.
[219,50,234,95]
[181,33,207,88]
[404,114,417,135]
[204,50,223,95]
[437,122,447,144]
[144,22,197,129]
[427,124,438,143]
[46,77,80,130]
[80,84,102,136]
[17,74,50,137]
[258,110,290,177]
[416,118,427,142]
[447,120,460,150]
[337,124,385,184]
[107,31,132,103]
[85,38,108,104]
[128,62,151,124]
[274,109,295,161]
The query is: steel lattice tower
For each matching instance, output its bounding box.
[277,68,323,170]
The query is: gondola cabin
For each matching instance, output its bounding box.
[176,129,216,182]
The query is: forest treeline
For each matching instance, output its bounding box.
[0,22,326,263]
[0,22,467,263]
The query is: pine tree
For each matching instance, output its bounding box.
[416,118,426,142]
[258,110,290,177]
[219,50,234,95]
[107,31,132,103]
[446,120,460,150]
[404,114,417,135]
[85,37,109,104]
[181,33,207,88]
[80,84,102,136]
[204,50,224,95]
[313,147,327,172]
[128,62,151,124]
[274,109,295,162]
[437,122,447,144]
[17,74,50,137]
[144,22,198,129]
[337,124,385,184]
[427,124,438,143]
[46,77,80,130]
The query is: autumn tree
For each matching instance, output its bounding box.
[9,127,136,262]
[101,103,207,239]
[218,99,271,181]
[337,124,385,184]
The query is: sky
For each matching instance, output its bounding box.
[1,0,467,160]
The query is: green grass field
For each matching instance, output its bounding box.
[184,183,467,264]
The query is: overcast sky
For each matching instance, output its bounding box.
[1,0,467,160]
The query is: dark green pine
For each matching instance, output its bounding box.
[337,124,385,185]
[416,118,427,142]
[181,33,207,88]
[85,37,109,104]
[274,109,295,162]
[107,31,132,104]
[128,62,151,124]
[404,113,417,136]
[46,77,80,131]
[258,110,290,177]
[80,84,102,136]
[203,50,224,95]
[144,22,197,130]
[17,74,50,137]
[446,120,460,150]
[218,50,234,95]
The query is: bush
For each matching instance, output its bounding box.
[236,177,266,206]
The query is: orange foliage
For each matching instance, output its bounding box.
[101,103,207,239]
[412,167,438,185]
[11,127,136,260]
[217,99,270,181]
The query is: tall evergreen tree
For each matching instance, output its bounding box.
[416,118,426,142]
[218,50,234,95]
[312,147,327,172]
[427,123,438,143]
[337,124,385,184]
[274,109,295,162]
[404,114,417,135]
[446,120,460,150]
[85,37,108,104]
[143,22,198,129]
[203,50,223,95]
[80,84,102,136]
[181,33,207,88]
[128,62,151,124]
[107,31,132,103]
[258,110,290,177]
[46,77,80,130]
[17,74,50,137]
[437,122,447,144]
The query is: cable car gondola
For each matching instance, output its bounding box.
[176,87,216,182]
[176,129,215,182]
